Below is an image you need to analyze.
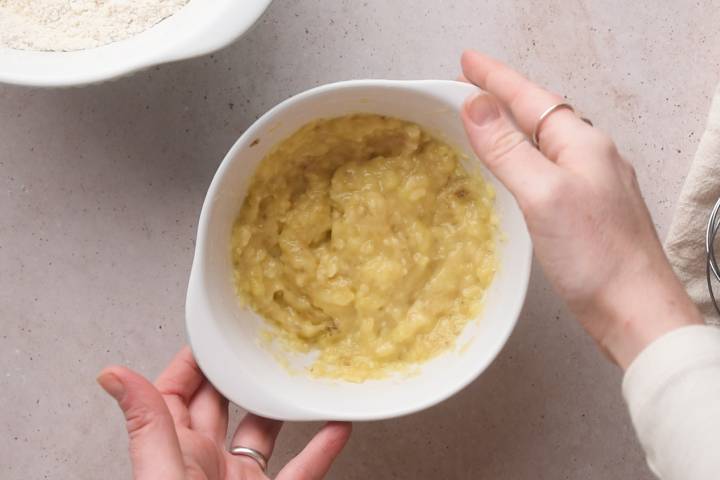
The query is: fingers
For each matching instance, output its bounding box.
[230,414,284,472]
[461,50,591,155]
[97,367,185,480]
[277,422,352,480]
[188,380,229,445]
[461,92,565,209]
[154,346,204,426]
[155,346,204,401]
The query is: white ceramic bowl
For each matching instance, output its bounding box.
[186,79,532,421]
[0,0,273,87]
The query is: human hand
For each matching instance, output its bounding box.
[459,50,702,368]
[97,347,351,479]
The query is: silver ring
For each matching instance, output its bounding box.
[531,103,593,148]
[230,446,268,472]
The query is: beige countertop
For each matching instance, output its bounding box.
[2,1,719,478]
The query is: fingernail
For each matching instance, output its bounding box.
[97,372,125,401]
[468,94,499,126]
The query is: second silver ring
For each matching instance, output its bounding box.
[230,446,268,472]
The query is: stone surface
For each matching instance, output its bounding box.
[2,0,719,478]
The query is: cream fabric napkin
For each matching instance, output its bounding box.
[664,84,720,325]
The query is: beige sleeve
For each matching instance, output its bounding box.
[622,325,720,479]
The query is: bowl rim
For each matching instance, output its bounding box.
[0,0,274,87]
[186,79,533,421]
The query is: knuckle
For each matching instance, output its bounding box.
[186,463,210,480]
[621,158,639,184]
[483,128,527,168]
[522,177,568,215]
[586,130,618,157]
[622,157,636,174]
[124,404,162,438]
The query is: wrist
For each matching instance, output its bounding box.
[579,254,703,369]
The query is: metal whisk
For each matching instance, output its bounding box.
[706,197,720,315]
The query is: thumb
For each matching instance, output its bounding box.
[98,366,185,480]
[461,93,562,207]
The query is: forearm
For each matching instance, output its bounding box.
[623,325,720,480]
[579,248,703,369]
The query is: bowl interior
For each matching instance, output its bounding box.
[0,0,273,87]
[187,80,532,420]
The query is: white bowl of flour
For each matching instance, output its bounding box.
[0,0,273,87]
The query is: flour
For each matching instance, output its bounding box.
[0,0,190,51]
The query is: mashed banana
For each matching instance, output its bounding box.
[232,114,498,381]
